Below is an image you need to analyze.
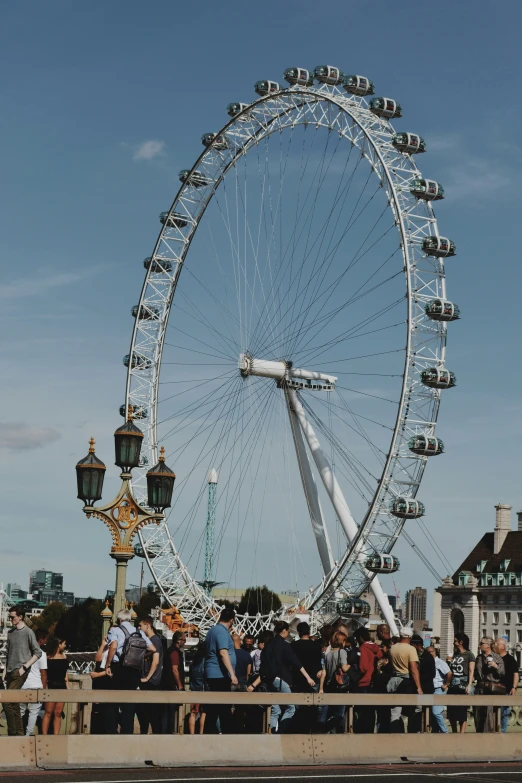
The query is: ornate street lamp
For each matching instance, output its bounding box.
[76,438,106,505]
[75,407,175,617]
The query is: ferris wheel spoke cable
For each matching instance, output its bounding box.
[288,242,402,357]
[169,295,239,358]
[212,381,277,576]
[252,159,376,358]
[279,133,357,354]
[250,128,345,355]
[287,169,377,357]
[291,224,400,359]
[158,369,237,406]
[172,380,273,557]
[255,216,399,361]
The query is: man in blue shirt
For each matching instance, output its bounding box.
[204,608,237,733]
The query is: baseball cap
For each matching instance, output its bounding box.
[400,627,413,638]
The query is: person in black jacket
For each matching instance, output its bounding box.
[248,620,315,733]
[408,634,435,733]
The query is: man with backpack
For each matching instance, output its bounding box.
[105,609,156,734]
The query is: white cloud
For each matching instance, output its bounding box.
[132,140,166,161]
[0,271,91,299]
[443,157,511,200]
[0,423,61,450]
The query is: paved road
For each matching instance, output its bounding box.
[3,765,522,783]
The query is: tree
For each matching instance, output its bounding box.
[134,591,161,619]
[29,602,67,635]
[238,585,282,616]
[55,598,104,651]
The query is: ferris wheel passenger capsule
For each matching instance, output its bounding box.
[119,404,148,419]
[313,65,343,85]
[389,497,425,519]
[131,304,160,320]
[254,80,282,96]
[364,554,400,573]
[420,367,456,389]
[179,170,211,188]
[410,178,444,201]
[284,67,313,86]
[424,298,460,322]
[201,133,228,150]
[392,132,425,154]
[408,434,444,456]
[159,212,188,228]
[123,353,152,370]
[422,236,456,257]
[342,75,375,96]
[369,97,402,118]
[227,102,250,119]
[143,256,173,274]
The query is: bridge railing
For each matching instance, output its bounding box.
[2,690,522,769]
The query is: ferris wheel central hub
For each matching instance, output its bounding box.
[239,353,336,391]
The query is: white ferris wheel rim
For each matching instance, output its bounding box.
[124,78,451,633]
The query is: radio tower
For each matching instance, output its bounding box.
[198,469,223,595]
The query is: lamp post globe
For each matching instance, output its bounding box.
[146,447,176,511]
[114,405,144,473]
[75,438,106,506]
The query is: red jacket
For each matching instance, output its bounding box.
[358,641,382,688]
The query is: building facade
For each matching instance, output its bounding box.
[405,586,428,630]
[434,503,522,664]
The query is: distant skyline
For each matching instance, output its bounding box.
[1,1,522,620]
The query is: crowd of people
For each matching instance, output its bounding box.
[2,605,519,736]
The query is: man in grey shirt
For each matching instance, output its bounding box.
[3,607,42,736]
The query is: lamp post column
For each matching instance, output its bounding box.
[112,552,133,616]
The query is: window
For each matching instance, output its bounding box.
[459,573,469,586]
[518,613,522,624]
[518,630,522,643]
[505,612,511,624]
[493,628,499,640]
[506,592,513,602]
[493,612,499,624]
[482,629,487,638]
[500,559,511,572]
[482,612,487,624]
[505,630,511,642]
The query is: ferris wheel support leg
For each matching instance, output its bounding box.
[287,389,399,637]
[285,391,335,576]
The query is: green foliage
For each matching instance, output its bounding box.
[54,598,104,652]
[30,602,67,635]
[238,585,282,616]
[134,591,161,619]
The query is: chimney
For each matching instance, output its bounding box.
[494,503,512,554]
[517,511,522,532]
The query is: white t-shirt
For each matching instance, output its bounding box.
[22,651,47,689]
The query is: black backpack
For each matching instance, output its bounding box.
[119,625,149,671]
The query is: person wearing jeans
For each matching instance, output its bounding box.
[427,645,450,733]
[20,629,48,736]
[494,638,519,733]
[248,620,315,733]
[3,608,42,736]
[387,627,422,733]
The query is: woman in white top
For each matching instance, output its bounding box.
[20,629,48,736]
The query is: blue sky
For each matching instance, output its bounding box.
[1,1,522,618]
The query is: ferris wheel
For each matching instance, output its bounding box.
[123,66,459,636]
